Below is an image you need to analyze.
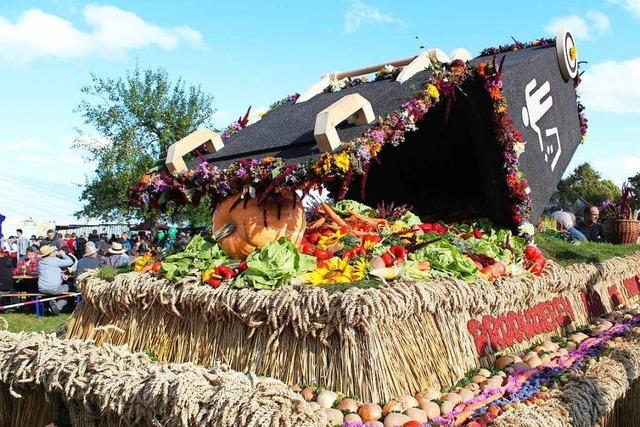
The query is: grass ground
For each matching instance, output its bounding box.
[536,231,640,266]
[0,312,70,334]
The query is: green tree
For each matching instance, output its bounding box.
[74,67,215,226]
[629,172,640,194]
[552,163,621,211]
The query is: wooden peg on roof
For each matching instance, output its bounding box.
[165,128,224,176]
[314,93,375,153]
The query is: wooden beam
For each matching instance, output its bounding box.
[396,51,432,84]
[314,93,375,152]
[165,128,224,176]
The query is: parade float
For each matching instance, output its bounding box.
[2,31,640,426]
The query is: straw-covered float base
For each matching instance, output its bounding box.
[67,254,640,403]
[494,334,640,427]
[0,330,326,427]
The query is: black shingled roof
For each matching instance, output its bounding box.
[197,45,555,169]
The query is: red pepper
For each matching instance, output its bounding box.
[208,278,222,288]
[308,232,322,244]
[343,246,366,260]
[380,252,394,267]
[339,226,351,235]
[389,245,408,262]
[313,248,334,260]
[215,265,236,280]
[151,261,162,273]
[236,261,248,272]
[472,228,484,239]
[524,245,543,261]
[530,259,546,276]
[419,223,447,235]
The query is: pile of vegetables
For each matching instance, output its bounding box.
[144,200,547,290]
[291,304,640,427]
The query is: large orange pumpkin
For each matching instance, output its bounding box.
[212,194,306,259]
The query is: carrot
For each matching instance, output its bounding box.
[322,202,348,227]
[349,211,388,226]
[308,217,326,229]
[453,389,505,425]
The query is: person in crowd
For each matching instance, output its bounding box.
[76,241,100,276]
[576,206,606,242]
[552,211,587,242]
[102,242,131,267]
[13,246,39,277]
[75,233,87,258]
[108,233,118,244]
[42,229,62,249]
[37,245,73,315]
[95,235,109,254]
[60,244,78,275]
[121,232,132,251]
[15,229,29,262]
[89,229,99,243]
[29,235,38,247]
[65,233,76,256]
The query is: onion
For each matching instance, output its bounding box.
[337,398,359,414]
[477,368,491,377]
[364,422,384,427]
[344,413,363,423]
[420,401,440,419]
[382,399,403,415]
[369,256,386,270]
[324,408,343,424]
[527,357,542,368]
[440,400,455,415]
[398,394,419,410]
[416,387,440,401]
[558,348,569,356]
[383,413,410,427]
[511,355,523,363]
[458,388,474,402]
[569,332,588,344]
[444,392,462,404]
[358,403,383,422]
[316,390,338,409]
[404,407,428,422]
[495,356,513,370]
[291,384,302,393]
[300,386,316,401]
[471,375,486,384]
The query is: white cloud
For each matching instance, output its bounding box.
[608,0,640,18]
[591,155,640,185]
[344,0,403,33]
[544,11,609,40]
[0,5,203,64]
[580,57,640,113]
[0,137,45,153]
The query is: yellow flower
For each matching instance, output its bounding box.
[317,230,346,249]
[351,259,369,280]
[569,46,577,61]
[497,104,507,113]
[426,84,440,101]
[334,152,350,173]
[303,257,354,285]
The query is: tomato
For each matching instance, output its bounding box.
[313,248,334,260]
[236,261,248,272]
[343,246,366,260]
[308,232,322,244]
[524,245,543,261]
[215,265,236,280]
[389,245,408,261]
[208,278,222,288]
[403,422,422,427]
[362,234,382,244]
[339,226,351,235]
[480,262,506,280]
[299,243,314,255]
[380,252,394,267]
[530,260,545,276]
[151,261,162,273]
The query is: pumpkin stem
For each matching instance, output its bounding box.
[212,223,236,242]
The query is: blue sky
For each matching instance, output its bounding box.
[0,0,639,222]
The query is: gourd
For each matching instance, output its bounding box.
[212,194,306,259]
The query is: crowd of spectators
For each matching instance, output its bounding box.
[551,205,607,243]
[0,228,190,315]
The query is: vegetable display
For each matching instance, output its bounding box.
[149,199,547,291]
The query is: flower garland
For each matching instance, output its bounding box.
[323,64,403,93]
[479,38,555,57]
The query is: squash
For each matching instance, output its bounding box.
[212,193,306,259]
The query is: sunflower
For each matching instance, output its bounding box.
[304,257,355,286]
[317,230,346,249]
[350,258,369,281]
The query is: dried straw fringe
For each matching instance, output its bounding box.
[66,254,640,402]
[494,335,640,427]
[0,331,328,427]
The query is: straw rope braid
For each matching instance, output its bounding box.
[494,333,640,427]
[0,331,328,427]
[74,253,640,338]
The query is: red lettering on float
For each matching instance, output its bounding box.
[623,276,640,298]
[608,284,622,306]
[467,319,490,356]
